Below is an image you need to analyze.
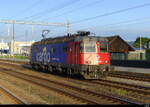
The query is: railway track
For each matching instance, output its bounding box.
[0,59,149,104]
[67,79,150,103]
[109,71,150,82]
[89,79,150,96]
[0,59,150,83]
[0,86,28,104]
[0,67,142,105]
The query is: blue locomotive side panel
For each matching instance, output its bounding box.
[31,42,68,64]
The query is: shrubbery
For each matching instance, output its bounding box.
[146,49,150,60]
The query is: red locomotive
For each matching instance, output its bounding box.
[30,31,113,79]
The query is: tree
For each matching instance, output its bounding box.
[133,37,149,49]
[146,49,150,60]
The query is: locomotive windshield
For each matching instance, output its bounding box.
[100,41,108,53]
[84,42,96,52]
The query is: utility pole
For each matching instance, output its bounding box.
[12,22,15,55]
[7,24,10,37]
[31,25,34,40]
[67,20,71,35]
[25,30,28,55]
[140,35,142,51]
[140,35,143,60]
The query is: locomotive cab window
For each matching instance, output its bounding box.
[100,42,108,53]
[62,46,68,53]
[80,42,84,52]
[34,47,39,53]
[51,47,56,53]
[84,42,96,53]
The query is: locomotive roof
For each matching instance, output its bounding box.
[33,34,108,45]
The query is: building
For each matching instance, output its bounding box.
[8,40,35,56]
[0,40,9,54]
[106,35,135,60]
[147,39,150,49]
[128,49,146,60]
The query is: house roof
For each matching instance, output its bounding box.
[106,35,135,51]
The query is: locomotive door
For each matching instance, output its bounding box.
[67,42,74,64]
[74,42,80,64]
[67,42,80,64]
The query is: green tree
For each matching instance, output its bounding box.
[146,49,150,60]
[133,37,149,49]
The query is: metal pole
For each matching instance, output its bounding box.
[67,20,71,35]
[7,24,10,56]
[7,24,10,37]
[140,35,142,51]
[25,30,28,55]
[12,22,15,55]
[140,35,142,60]
[32,25,34,40]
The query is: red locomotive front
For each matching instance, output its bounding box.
[67,36,112,79]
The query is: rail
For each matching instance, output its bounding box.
[0,86,28,104]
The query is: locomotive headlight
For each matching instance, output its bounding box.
[105,60,109,63]
[103,68,106,71]
[85,60,91,64]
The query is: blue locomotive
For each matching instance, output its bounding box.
[30,31,112,79]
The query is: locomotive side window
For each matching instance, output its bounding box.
[51,47,56,53]
[34,47,39,53]
[62,46,68,53]
[84,42,96,52]
[100,42,108,53]
[80,42,84,52]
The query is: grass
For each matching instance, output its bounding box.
[111,88,127,96]
[0,55,29,60]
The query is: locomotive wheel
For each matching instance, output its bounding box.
[31,65,36,70]
[35,65,40,71]
[52,66,57,74]
[48,66,53,72]
[68,68,73,77]
[45,66,49,72]
[69,69,72,77]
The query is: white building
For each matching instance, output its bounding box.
[0,40,9,54]
[8,40,35,56]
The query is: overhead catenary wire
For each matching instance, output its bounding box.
[31,0,81,21]
[42,0,105,21]
[21,0,81,21]
[10,0,43,19]
[72,17,150,34]
[76,16,150,31]
[72,2,150,24]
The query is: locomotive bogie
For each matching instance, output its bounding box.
[30,61,112,79]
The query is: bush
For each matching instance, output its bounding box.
[146,49,150,60]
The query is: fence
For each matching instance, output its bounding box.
[110,52,150,61]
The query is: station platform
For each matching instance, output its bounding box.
[114,66,150,74]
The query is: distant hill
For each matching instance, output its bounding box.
[127,41,134,47]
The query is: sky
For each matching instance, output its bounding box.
[0,0,150,42]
